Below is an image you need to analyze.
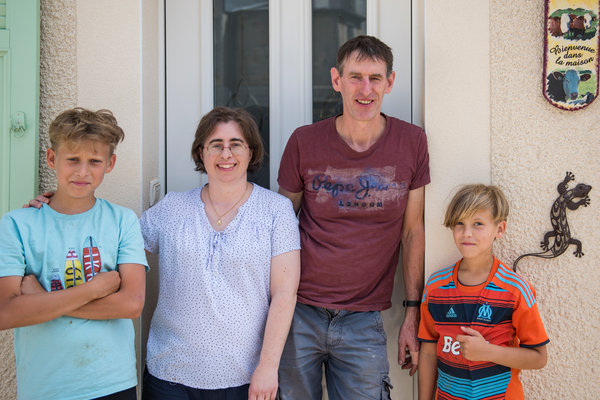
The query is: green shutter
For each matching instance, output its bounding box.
[0,0,40,216]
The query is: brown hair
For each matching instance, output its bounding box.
[191,107,264,174]
[444,184,510,228]
[49,107,125,155]
[336,35,394,78]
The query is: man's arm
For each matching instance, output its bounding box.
[277,188,303,214]
[457,327,547,370]
[21,264,146,320]
[0,272,120,330]
[248,249,301,400]
[398,186,425,375]
[418,342,438,400]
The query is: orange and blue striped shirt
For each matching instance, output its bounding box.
[418,257,549,400]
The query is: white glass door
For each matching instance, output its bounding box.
[164,0,414,193]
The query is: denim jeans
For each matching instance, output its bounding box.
[142,368,250,400]
[278,302,392,400]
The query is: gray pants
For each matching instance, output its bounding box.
[278,302,393,399]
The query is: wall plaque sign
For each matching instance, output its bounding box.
[544,0,599,110]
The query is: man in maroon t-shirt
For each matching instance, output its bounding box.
[277,36,430,399]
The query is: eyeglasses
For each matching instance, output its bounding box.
[204,143,250,156]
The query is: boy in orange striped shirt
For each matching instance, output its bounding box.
[418,184,548,400]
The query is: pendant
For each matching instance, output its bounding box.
[217,219,222,226]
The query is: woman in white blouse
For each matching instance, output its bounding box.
[139,107,301,400]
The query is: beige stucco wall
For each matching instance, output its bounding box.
[426,0,600,398]
[424,0,492,275]
[76,0,142,214]
[0,332,15,399]
[39,0,76,195]
[489,0,600,397]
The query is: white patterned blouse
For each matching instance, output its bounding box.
[140,183,300,389]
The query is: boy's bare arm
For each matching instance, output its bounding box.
[418,342,438,400]
[64,263,146,320]
[0,272,120,330]
[456,327,548,370]
[23,264,146,320]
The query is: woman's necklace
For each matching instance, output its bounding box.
[206,183,249,226]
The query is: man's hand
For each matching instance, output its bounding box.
[21,275,47,295]
[398,307,420,376]
[248,362,278,400]
[23,191,54,209]
[456,326,489,362]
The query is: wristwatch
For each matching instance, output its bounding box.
[402,300,421,307]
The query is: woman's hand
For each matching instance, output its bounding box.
[248,362,278,400]
[23,191,54,209]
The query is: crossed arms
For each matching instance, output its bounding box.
[0,263,146,330]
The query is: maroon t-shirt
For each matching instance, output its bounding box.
[278,114,430,311]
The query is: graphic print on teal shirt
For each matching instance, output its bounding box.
[64,249,84,288]
[50,273,64,291]
[82,236,102,281]
[56,236,103,290]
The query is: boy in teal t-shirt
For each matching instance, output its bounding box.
[0,108,148,400]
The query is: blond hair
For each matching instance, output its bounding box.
[49,108,124,155]
[444,184,509,228]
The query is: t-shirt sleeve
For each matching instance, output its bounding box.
[139,193,171,254]
[277,131,304,193]
[512,285,549,348]
[0,214,27,277]
[270,196,301,258]
[409,128,431,191]
[418,288,439,343]
[117,209,149,271]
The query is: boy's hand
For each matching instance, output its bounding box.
[456,326,489,361]
[89,271,121,299]
[23,191,54,209]
[21,275,47,295]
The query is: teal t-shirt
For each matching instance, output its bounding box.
[0,199,148,400]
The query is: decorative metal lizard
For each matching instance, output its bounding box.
[513,172,592,272]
